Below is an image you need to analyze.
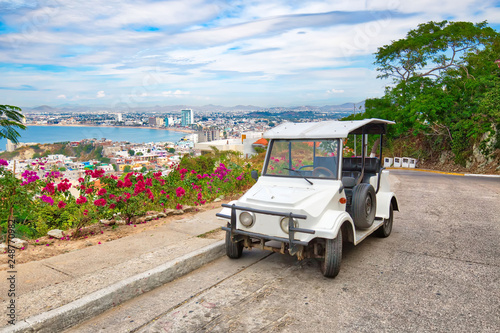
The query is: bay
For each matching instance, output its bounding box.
[0,125,187,150]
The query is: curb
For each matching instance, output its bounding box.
[2,240,226,333]
[387,167,500,178]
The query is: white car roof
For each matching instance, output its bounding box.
[264,118,395,139]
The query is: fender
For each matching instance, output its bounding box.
[312,211,354,240]
[375,192,397,219]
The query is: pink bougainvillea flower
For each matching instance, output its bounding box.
[76,196,87,205]
[57,181,71,192]
[58,201,66,209]
[40,195,54,206]
[83,209,89,216]
[94,198,107,207]
[97,188,107,196]
[43,182,55,195]
[98,242,101,245]
[109,203,116,209]
[145,178,153,186]
[176,186,186,198]
[176,203,183,210]
[35,239,39,243]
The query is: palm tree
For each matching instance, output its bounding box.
[0,105,26,144]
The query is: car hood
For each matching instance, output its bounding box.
[238,176,341,217]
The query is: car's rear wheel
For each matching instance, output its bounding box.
[376,204,393,238]
[320,231,342,278]
[225,223,243,259]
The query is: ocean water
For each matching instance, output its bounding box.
[0,126,186,150]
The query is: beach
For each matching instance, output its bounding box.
[27,123,194,134]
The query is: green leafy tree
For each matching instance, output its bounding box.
[363,20,500,164]
[0,105,26,144]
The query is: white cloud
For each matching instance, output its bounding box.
[0,0,499,107]
[327,89,345,94]
[162,90,191,96]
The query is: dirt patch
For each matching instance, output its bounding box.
[0,200,234,270]
[418,158,500,175]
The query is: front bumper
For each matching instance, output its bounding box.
[217,203,315,255]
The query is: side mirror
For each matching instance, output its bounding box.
[251,170,259,181]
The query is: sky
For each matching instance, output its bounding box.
[0,0,499,109]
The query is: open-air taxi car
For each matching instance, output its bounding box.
[217,118,399,278]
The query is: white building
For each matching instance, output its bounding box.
[164,117,174,126]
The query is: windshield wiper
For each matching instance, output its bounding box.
[284,168,313,185]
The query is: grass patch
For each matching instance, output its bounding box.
[197,227,223,238]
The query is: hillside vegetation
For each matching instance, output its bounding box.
[345,21,500,173]
[0,142,109,163]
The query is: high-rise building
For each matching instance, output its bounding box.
[181,109,193,127]
[115,113,122,122]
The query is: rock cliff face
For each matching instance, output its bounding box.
[468,125,499,171]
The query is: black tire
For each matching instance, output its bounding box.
[376,204,393,238]
[320,231,342,278]
[351,183,376,229]
[225,223,243,259]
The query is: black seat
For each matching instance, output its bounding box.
[342,157,380,183]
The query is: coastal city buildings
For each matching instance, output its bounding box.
[0,107,355,181]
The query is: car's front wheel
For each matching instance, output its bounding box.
[225,223,243,259]
[376,204,393,238]
[320,232,342,278]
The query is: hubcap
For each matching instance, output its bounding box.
[365,196,372,215]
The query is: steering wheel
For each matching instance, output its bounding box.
[312,167,334,178]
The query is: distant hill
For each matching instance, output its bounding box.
[23,101,365,114]
[32,105,55,111]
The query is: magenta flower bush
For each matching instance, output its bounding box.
[1,152,255,238]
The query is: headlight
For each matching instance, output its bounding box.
[239,211,255,227]
[280,216,298,234]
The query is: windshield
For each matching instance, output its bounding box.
[264,139,340,180]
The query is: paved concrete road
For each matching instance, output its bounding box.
[68,171,500,332]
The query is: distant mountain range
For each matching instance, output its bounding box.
[23,101,365,114]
